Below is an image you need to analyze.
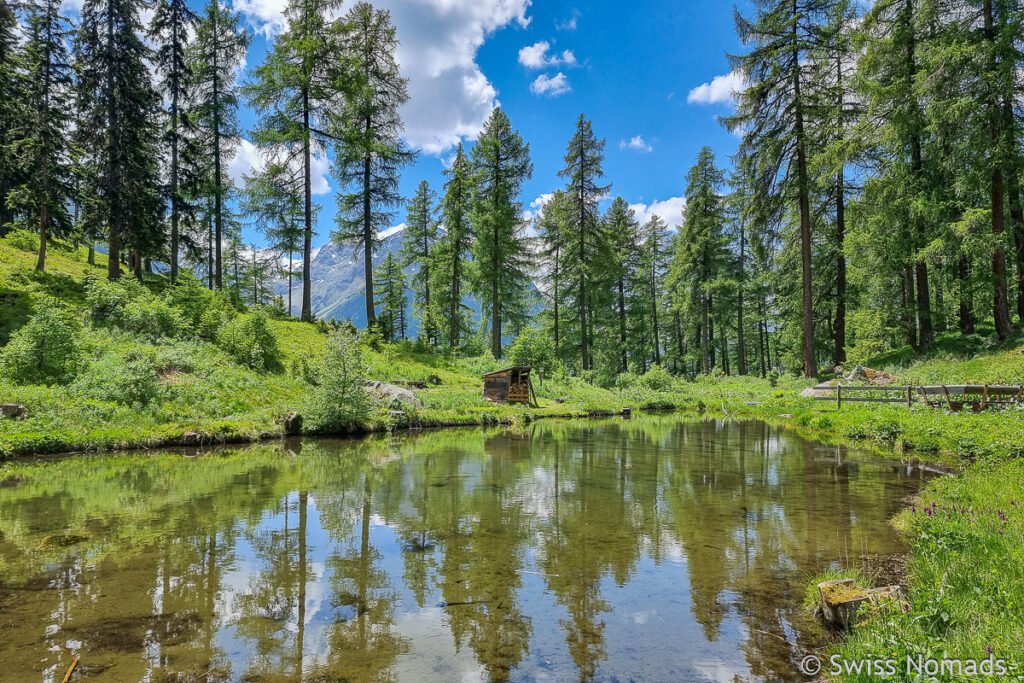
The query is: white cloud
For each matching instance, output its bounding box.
[629,196,687,231]
[228,139,330,195]
[518,40,576,69]
[530,72,570,96]
[521,192,554,221]
[619,135,653,153]
[687,70,746,105]
[556,9,579,31]
[234,0,533,156]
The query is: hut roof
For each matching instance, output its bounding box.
[482,366,532,378]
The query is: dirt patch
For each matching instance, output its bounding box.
[856,552,909,588]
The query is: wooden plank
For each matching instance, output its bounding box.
[813,397,909,403]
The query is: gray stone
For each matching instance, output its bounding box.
[0,404,27,420]
[845,365,866,382]
[182,431,200,446]
[362,380,423,409]
[283,411,303,435]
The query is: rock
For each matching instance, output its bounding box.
[362,380,423,409]
[428,374,442,386]
[183,431,200,446]
[845,365,866,382]
[620,408,632,417]
[0,404,27,420]
[388,410,406,419]
[555,398,566,404]
[283,411,303,435]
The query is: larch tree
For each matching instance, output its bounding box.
[470,108,534,359]
[535,189,571,362]
[149,0,198,282]
[434,142,474,351]
[602,197,640,374]
[401,180,439,345]
[333,1,414,330]
[191,0,248,290]
[75,0,164,279]
[558,113,610,373]
[672,146,729,375]
[10,0,77,272]
[247,0,341,321]
[639,214,672,368]
[243,157,309,316]
[375,251,407,342]
[0,0,26,237]
[725,0,829,377]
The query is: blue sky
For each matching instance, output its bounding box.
[68,0,754,251]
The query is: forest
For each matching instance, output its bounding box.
[0,0,1022,383]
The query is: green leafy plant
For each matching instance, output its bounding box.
[0,298,81,384]
[218,309,281,371]
[303,328,372,432]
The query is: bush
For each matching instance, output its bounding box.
[638,364,674,391]
[508,327,557,374]
[218,309,281,371]
[198,294,237,340]
[163,275,219,329]
[85,277,139,322]
[303,328,372,432]
[0,299,81,384]
[120,298,185,341]
[71,348,161,407]
[4,229,40,253]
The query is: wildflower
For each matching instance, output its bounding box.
[986,647,993,654]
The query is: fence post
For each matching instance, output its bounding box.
[837,385,842,411]
[907,385,912,408]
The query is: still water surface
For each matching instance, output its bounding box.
[0,417,937,682]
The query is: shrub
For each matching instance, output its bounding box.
[4,229,41,253]
[508,327,557,374]
[85,277,142,323]
[218,309,281,371]
[120,298,185,341]
[638,364,674,391]
[303,328,372,432]
[71,348,160,407]
[163,275,218,329]
[198,294,237,341]
[0,299,81,384]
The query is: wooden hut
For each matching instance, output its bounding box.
[482,366,533,404]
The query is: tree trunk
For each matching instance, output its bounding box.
[362,151,375,328]
[719,313,730,376]
[212,18,223,291]
[88,244,95,265]
[983,0,1012,340]
[737,218,747,374]
[288,250,293,317]
[36,223,47,272]
[301,89,313,322]
[701,294,710,374]
[650,262,661,367]
[958,257,975,334]
[491,219,501,359]
[169,19,180,283]
[793,0,816,378]
[902,266,918,349]
[915,262,934,350]
[618,275,627,373]
[105,0,121,281]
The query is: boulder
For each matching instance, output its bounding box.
[182,431,200,446]
[845,365,866,382]
[283,411,303,435]
[362,380,423,409]
[0,404,27,420]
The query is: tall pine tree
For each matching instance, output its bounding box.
[401,180,439,345]
[470,108,533,359]
[434,142,474,351]
[333,2,414,329]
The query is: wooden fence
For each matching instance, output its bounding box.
[812,384,1024,411]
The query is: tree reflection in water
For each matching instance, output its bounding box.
[0,416,934,681]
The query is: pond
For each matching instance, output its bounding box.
[0,417,938,681]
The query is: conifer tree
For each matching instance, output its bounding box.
[192,0,248,290]
[639,215,672,368]
[0,1,26,237]
[243,158,308,316]
[401,180,439,345]
[535,190,571,362]
[725,0,828,377]
[672,147,728,374]
[150,0,198,282]
[602,197,639,374]
[375,252,407,342]
[333,2,414,329]
[10,0,77,271]
[247,0,340,320]
[434,142,474,351]
[76,0,164,279]
[470,108,533,359]
[558,114,610,373]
